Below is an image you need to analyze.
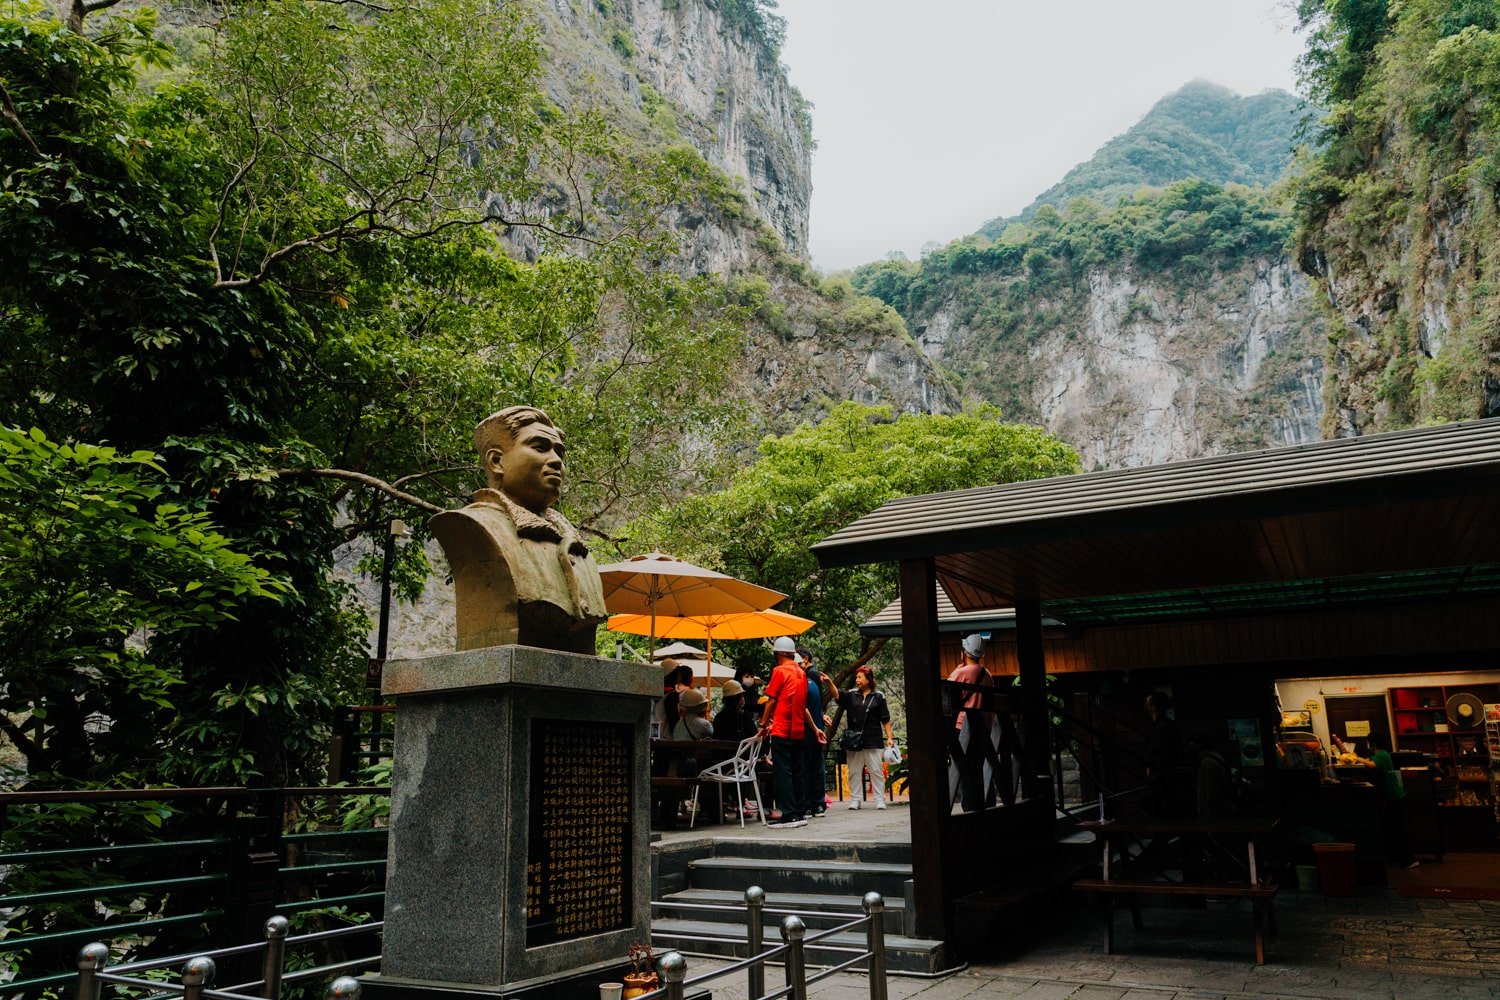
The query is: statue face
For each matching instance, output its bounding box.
[489,422,565,514]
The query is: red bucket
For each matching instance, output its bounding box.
[1313,842,1357,897]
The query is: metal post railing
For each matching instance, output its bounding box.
[77,942,110,1000]
[261,914,290,1000]
[780,916,806,1000]
[862,893,886,1000]
[181,957,215,1000]
[659,952,686,1000]
[744,886,765,999]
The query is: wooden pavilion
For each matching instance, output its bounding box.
[811,419,1500,945]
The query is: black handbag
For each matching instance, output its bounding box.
[840,730,863,751]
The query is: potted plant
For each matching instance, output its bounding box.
[623,943,657,998]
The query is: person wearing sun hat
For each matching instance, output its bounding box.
[713,679,754,742]
[677,686,713,740]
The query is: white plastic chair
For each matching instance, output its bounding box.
[690,733,767,829]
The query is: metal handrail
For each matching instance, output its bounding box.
[645,886,888,1000]
[75,916,381,1000]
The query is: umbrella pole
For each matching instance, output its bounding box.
[705,631,712,694]
[649,574,658,662]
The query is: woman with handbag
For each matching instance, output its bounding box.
[834,666,895,810]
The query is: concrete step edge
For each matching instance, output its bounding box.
[662,888,906,912]
[688,858,913,875]
[650,918,941,953]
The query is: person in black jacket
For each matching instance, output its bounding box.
[833,666,894,810]
[712,680,755,743]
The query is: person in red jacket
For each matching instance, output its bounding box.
[761,637,809,828]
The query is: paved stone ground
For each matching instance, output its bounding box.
[659,803,1500,998]
[674,886,1500,1000]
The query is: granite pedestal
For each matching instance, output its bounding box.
[366,645,657,997]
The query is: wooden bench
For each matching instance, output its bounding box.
[1073,878,1280,965]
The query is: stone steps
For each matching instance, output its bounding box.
[651,843,946,974]
[655,887,906,933]
[686,857,913,898]
[649,917,946,975]
[691,838,913,865]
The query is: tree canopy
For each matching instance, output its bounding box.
[0,0,750,787]
[628,402,1081,673]
[856,179,1294,322]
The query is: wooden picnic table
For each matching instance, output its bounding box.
[1078,816,1280,884]
[1074,817,1282,964]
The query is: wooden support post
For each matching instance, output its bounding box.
[899,558,947,941]
[1014,599,1053,809]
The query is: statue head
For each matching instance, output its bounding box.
[474,406,566,515]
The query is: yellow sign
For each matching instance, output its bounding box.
[1346,721,1371,737]
[1303,699,1321,716]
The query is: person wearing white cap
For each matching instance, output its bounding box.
[947,632,998,811]
[761,636,810,827]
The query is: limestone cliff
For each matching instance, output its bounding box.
[1292,1,1500,434]
[909,258,1324,470]
[531,0,956,431]
[854,180,1325,470]
[535,0,810,269]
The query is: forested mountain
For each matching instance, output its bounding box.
[849,79,1326,470]
[1292,0,1500,430]
[854,181,1324,469]
[978,81,1306,237]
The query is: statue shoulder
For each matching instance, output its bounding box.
[429,500,519,558]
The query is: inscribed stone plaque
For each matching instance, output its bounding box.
[526,718,633,947]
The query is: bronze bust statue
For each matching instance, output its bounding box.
[430,406,607,654]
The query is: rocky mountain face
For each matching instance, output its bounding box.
[856,82,1330,471]
[1292,1,1500,434]
[530,0,954,427]
[536,0,809,268]
[910,258,1324,470]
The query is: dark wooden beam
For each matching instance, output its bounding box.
[1015,598,1054,812]
[899,558,948,940]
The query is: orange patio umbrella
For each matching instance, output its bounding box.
[597,552,786,662]
[607,608,816,690]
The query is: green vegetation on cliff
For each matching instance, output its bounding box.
[851,180,1297,428]
[978,81,1305,238]
[861,180,1292,321]
[1294,0,1500,428]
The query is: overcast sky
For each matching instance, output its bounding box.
[775,0,1307,271]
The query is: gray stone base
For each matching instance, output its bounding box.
[380,645,657,990]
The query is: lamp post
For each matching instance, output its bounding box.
[368,518,409,690]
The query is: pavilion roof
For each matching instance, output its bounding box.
[814,419,1500,623]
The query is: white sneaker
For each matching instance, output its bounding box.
[875,802,886,810]
[847,801,861,810]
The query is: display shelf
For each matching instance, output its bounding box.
[1388,683,1500,821]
